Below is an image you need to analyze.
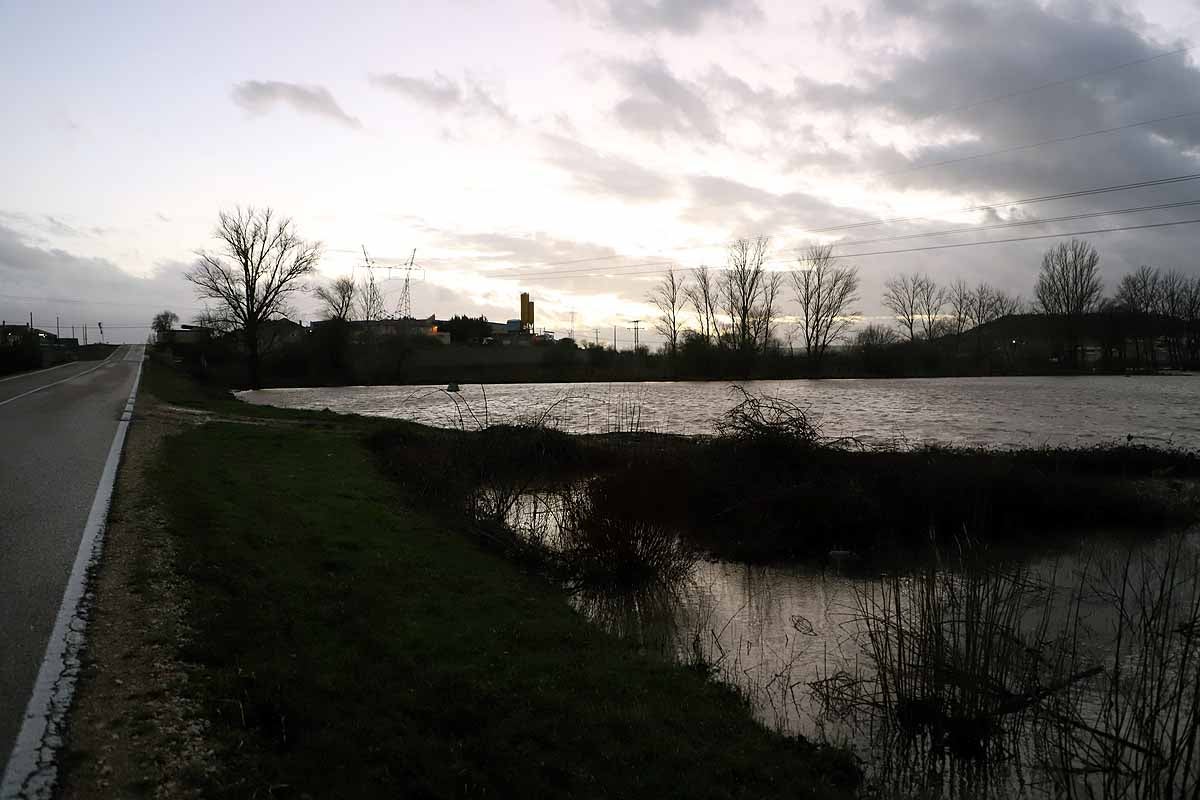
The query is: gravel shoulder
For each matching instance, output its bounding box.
[58,393,217,799]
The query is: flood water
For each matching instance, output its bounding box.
[585,536,1200,798]
[508,486,1200,798]
[239,374,1200,448]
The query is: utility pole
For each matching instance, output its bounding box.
[593,327,599,346]
[613,325,618,352]
[629,320,641,351]
[56,316,60,339]
[83,324,87,345]
[29,312,33,329]
[71,325,75,341]
[568,311,575,342]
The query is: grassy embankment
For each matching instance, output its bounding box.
[140,360,857,799]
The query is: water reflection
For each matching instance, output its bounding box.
[507,484,1200,798]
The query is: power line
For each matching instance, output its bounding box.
[515,216,1200,281]
[443,172,1200,279]
[830,198,1200,248]
[491,200,1197,281]
[806,172,1200,234]
[830,216,1200,260]
[881,108,1200,177]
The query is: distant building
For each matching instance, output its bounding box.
[0,325,55,343]
[309,315,450,344]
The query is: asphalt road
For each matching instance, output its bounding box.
[0,345,143,767]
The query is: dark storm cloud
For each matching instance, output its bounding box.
[608,56,722,142]
[369,73,514,123]
[540,133,676,201]
[0,223,195,333]
[231,81,362,129]
[599,0,763,34]
[682,175,874,240]
[779,0,1200,198]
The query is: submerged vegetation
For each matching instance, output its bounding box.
[802,537,1200,799]
[372,386,1200,565]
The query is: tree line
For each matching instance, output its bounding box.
[158,207,1200,388]
[648,237,1200,371]
[648,239,860,370]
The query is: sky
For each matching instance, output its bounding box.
[3,0,1200,345]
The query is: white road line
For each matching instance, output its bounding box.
[0,348,121,409]
[0,346,144,800]
[0,363,74,384]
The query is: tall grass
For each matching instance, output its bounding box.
[504,482,698,592]
[829,534,1200,799]
[854,548,1061,757]
[1041,535,1200,800]
[605,395,645,434]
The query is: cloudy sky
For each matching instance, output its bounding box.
[3,0,1200,345]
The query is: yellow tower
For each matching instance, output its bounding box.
[520,293,534,329]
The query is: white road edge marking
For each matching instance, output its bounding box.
[0,363,73,384]
[0,346,144,800]
[0,349,120,409]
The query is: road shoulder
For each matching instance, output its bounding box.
[58,392,216,799]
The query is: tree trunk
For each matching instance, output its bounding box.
[245,323,261,389]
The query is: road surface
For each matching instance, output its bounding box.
[0,345,144,771]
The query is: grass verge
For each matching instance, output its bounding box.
[153,369,857,797]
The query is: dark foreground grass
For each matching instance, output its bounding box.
[156,420,857,798]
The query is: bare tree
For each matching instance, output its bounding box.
[193,306,236,335]
[882,273,921,342]
[648,268,687,355]
[966,283,998,331]
[1035,239,1103,316]
[1115,265,1163,365]
[947,279,973,339]
[792,244,860,369]
[915,275,947,341]
[1115,265,1160,314]
[719,237,772,352]
[854,324,900,350]
[753,270,786,350]
[151,310,178,335]
[1185,275,1200,365]
[316,276,357,321]
[991,290,1023,318]
[185,207,321,388]
[686,265,719,345]
[1157,269,1189,367]
[1035,239,1102,367]
[357,269,387,322]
